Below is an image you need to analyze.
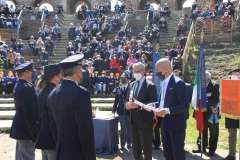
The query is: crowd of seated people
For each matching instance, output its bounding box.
[0,41,25,95]
[66,13,156,95]
[0,1,187,96]
[67,13,123,41]
[0,70,17,95]
[0,4,21,29]
[190,0,236,33]
[76,2,126,20]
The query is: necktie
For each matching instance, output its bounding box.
[134,81,140,97]
[160,81,166,107]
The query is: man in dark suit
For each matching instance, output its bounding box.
[155,58,187,160]
[192,71,220,157]
[224,69,240,160]
[126,62,157,160]
[10,62,39,160]
[112,75,131,149]
[48,54,96,160]
[35,64,61,160]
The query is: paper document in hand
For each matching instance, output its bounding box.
[133,98,159,112]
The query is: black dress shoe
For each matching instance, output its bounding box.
[224,155,236,160]
[154,146,160,150]
[192,148,206,153]
[205,152,215,157]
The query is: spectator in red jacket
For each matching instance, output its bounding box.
[110,56,121,73]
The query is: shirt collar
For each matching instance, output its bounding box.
[163,73,173,85]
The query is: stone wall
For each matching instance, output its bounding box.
[15,0,183,13]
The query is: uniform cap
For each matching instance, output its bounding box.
[59,54,84,70]
[14,62,33,73]
[43,64,61,80]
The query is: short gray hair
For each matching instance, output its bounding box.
[132,62,145,72]
[61,65,81,77]
[205,70,212,80]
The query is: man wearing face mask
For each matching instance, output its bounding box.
[126,62,157,160]
[112,75,132,150]
[155,58,187,160]
[224,69,240,160]
[48,54,96,160]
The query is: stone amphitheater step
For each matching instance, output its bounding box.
[0,98,114,104]
[0,97,115,125]
[0,111,114,132]
[0,120,12,131]
[156,11,182,53]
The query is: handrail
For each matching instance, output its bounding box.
[41,10,45,28]
[17,9,23,39]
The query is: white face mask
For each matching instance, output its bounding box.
[133,73,142,81]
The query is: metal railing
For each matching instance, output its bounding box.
[41,10,45,28]
[17,9,23,39]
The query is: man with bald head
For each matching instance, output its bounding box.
[155,58,187,160]
[126,62,157,160]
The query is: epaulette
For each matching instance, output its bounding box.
[24,82,33,88]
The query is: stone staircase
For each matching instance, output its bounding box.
[156,10,183,54]
[0,97,114,131]
[49,14,82,64]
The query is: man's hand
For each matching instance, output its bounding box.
[155,109,167,117]
[211,107,218,114]
[126,101,139,110]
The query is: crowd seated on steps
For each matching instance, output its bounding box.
[65,2,187,96]
[76,1,126,20]
[0,1,185,96]
[191,0,236,34]
[0,3,21,29]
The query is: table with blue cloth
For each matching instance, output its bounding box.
[93,116,119,155]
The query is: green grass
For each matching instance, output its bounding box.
[186,109,239,150]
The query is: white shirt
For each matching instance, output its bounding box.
[159,73,173,114]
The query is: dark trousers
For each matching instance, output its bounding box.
[15,140,35,160]
[119,114,131,146]
[161,126,185,160]
[153,119,161,148]
[209,123,219,153]
[196,112,219,153]
[131,124,152,160]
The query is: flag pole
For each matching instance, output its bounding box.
[200,30,205,158]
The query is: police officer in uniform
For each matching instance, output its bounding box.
[224,69,240,160]
[48,54,96,160]
[192,71,220,157]
[10,62,39,160]
[35,64,61,160]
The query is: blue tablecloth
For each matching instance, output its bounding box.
[93,117,119,155]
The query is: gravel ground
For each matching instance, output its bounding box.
[1,133,238,160]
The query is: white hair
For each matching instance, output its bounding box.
[205,70,212,79]
[132,62,145,71]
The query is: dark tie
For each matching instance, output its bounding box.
[134,81,140,97]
